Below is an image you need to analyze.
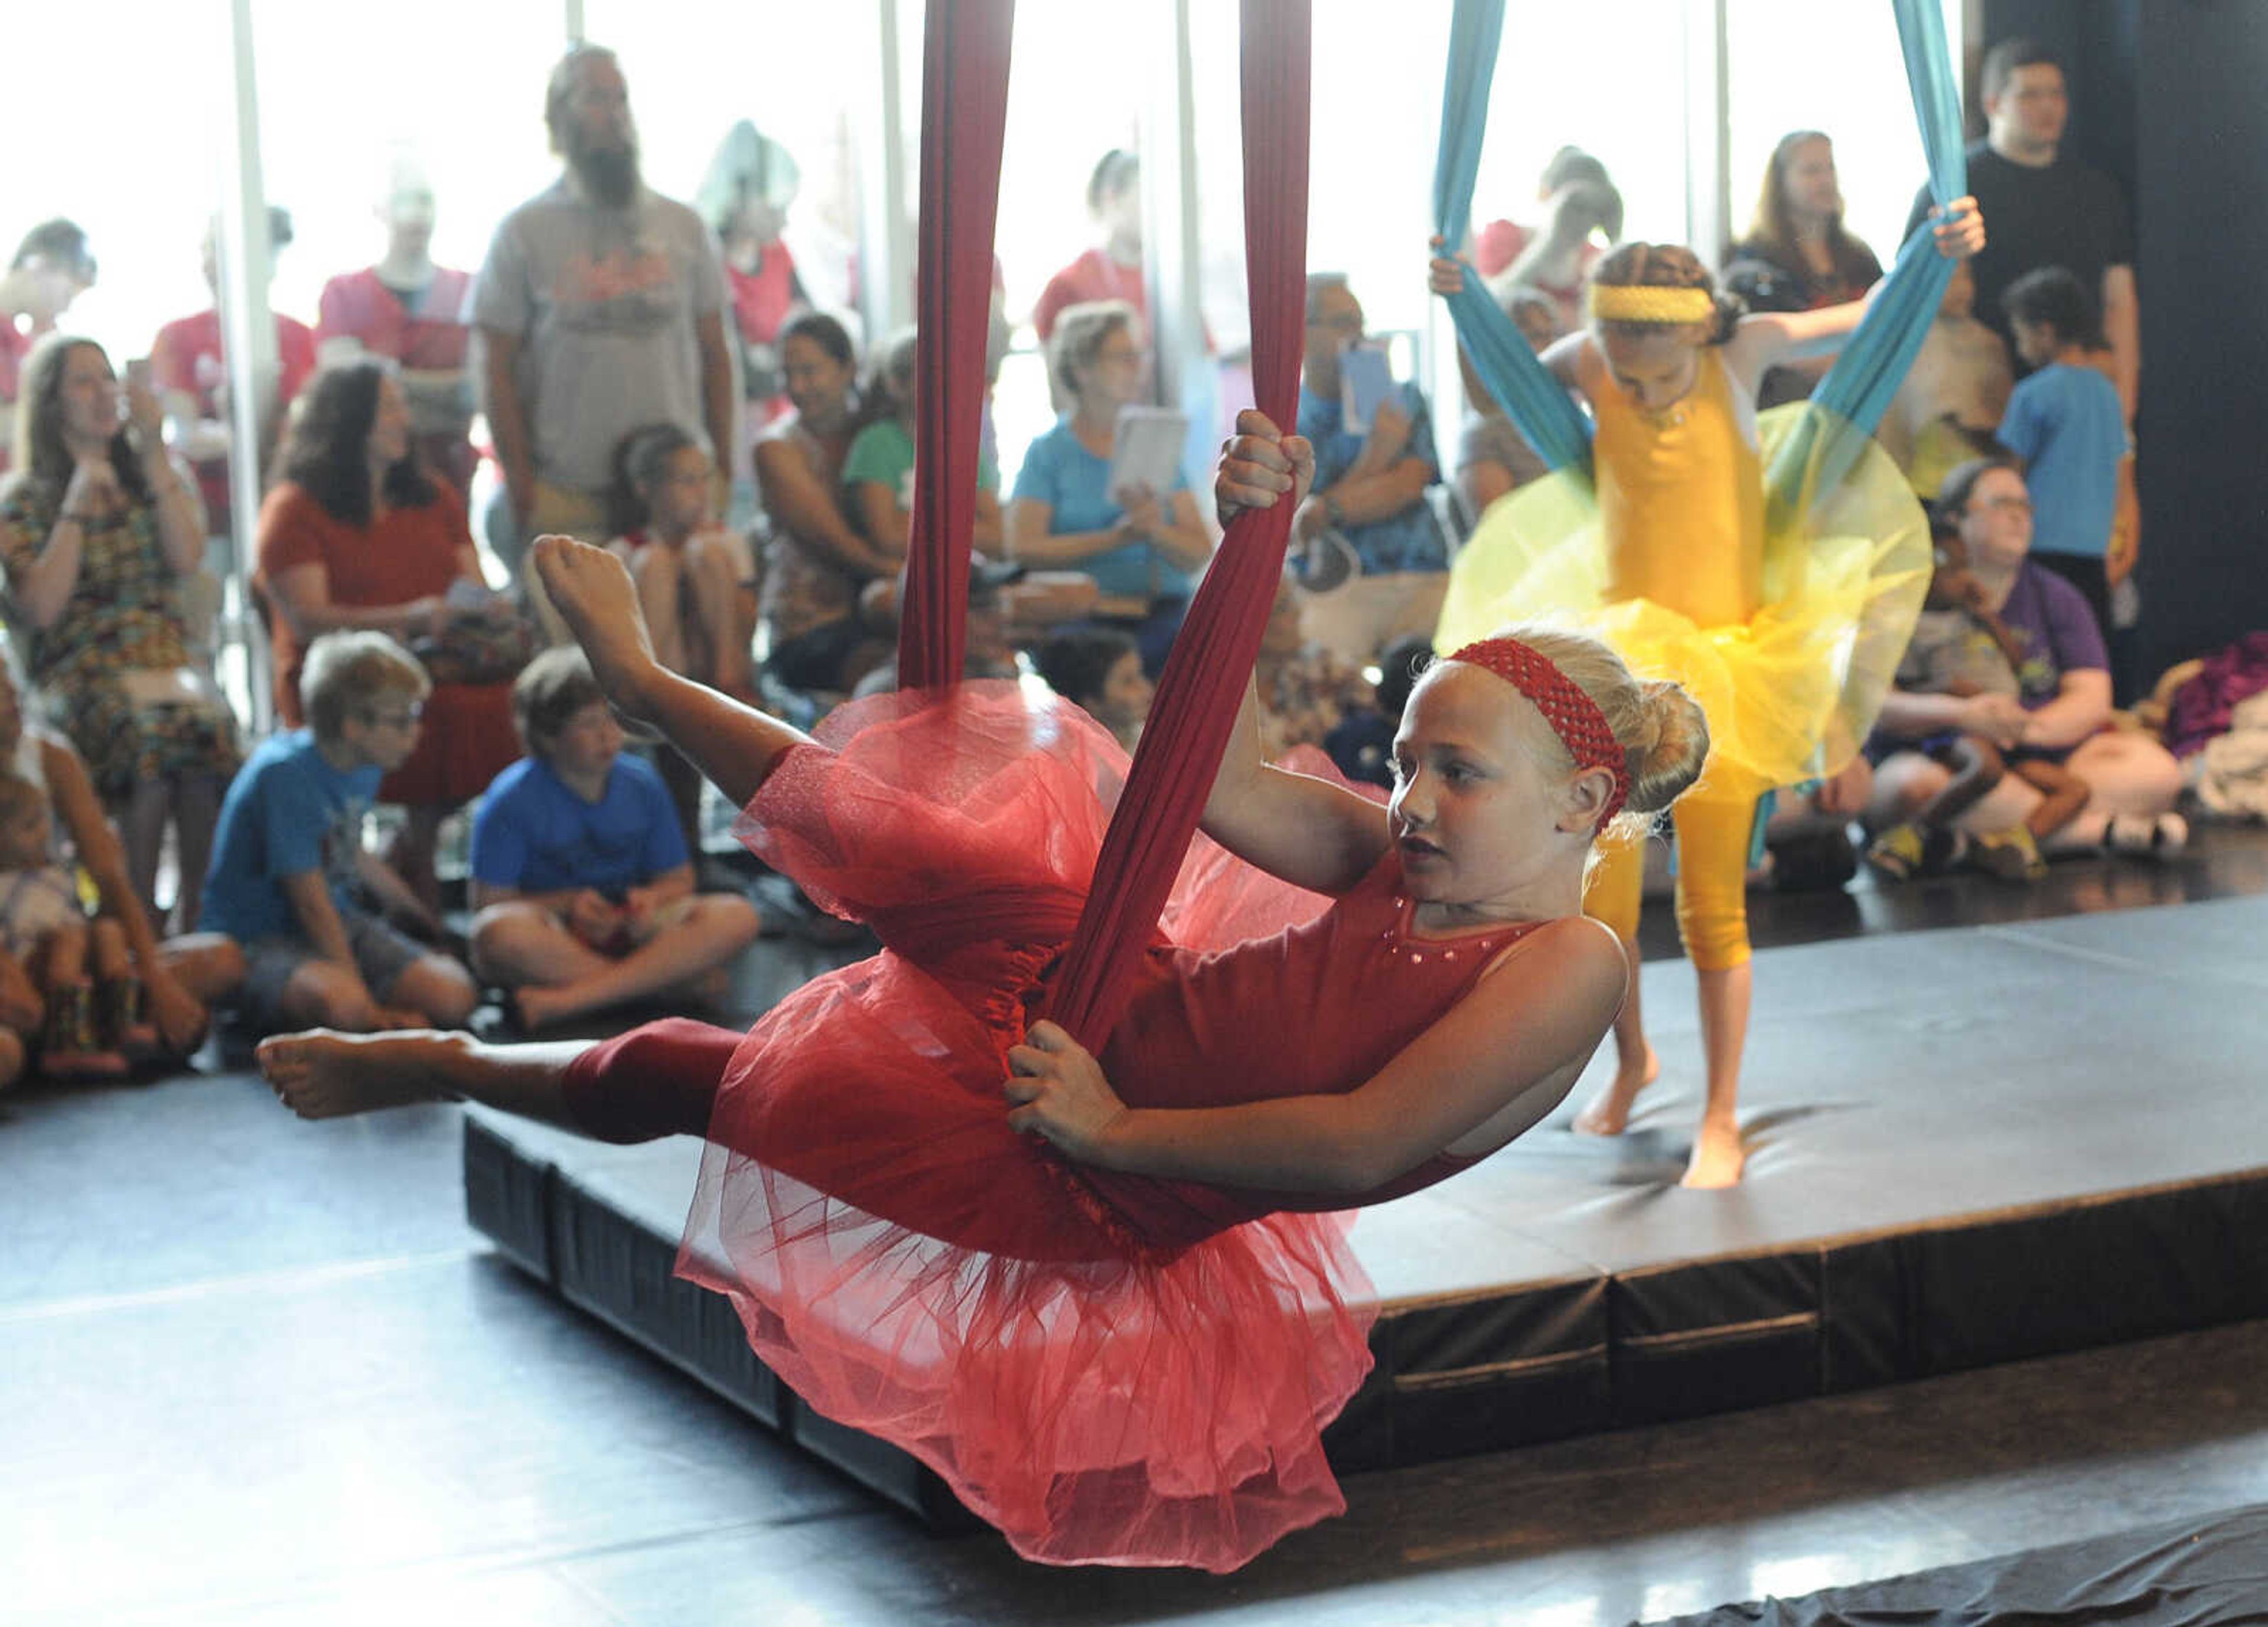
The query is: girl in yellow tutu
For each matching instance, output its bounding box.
[1429,207,1983,1187]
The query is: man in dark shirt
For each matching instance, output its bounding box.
[1907,37,2137,422]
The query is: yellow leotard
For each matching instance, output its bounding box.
[1436,345,1932,970]
[1594,351,1763,630]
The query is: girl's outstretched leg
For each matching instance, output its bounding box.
[258,1029,593,1124]
[532,535,814,810]
[258,1018,740,1143]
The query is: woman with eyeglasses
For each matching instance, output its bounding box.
[1869,457,2185,859]
[1007,301,1212,674]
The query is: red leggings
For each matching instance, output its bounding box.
[558,1017,744,1143]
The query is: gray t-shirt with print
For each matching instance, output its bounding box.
[472,179,726,494]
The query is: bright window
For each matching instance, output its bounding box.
[1725,0,1970,265]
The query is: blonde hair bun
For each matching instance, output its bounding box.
[1625,679,1710,817]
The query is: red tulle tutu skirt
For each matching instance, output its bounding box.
[674,683,1379,1570]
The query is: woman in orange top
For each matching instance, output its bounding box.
[256,362,521,909]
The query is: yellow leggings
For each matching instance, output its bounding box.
[1583,767,1768,973]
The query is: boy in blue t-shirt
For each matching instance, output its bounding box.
[1997,266,2135,638]
[201,632,478,1036]
[468,648,760,1031]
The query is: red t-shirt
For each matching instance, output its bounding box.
[1031,247,1149,341]
[151,308,320,535]
[316,265,472,370]
[726,247,799,348]
[0,317,30,407]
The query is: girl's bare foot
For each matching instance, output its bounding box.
[1680,1115,1746,1189]
[530,535,666,723]
[1572,1044,1660,1137]
[256,1029,464,1119]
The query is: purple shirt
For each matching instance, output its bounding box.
[1996,559,2107,709]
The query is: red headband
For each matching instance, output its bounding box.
[1445,637,1632,827]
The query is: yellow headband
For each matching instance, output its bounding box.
[1588,284,1716,325]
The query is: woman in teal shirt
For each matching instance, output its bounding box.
[1006,301,1212,671]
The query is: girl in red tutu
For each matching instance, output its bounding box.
[257,416,1709,1571]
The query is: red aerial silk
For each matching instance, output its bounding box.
[895,0,1311,1049]
[897,0,1015,691]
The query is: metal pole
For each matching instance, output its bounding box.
[1682,0,1732,265]
[858,0,916,343]
[1139,0,1207,417]
[217,0,279,737]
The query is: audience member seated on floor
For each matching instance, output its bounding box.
[1755,755,1871,894]
[607,423,757,702]
[1034,626,1152,754]
[1295,274,1447,665]
[468,648,760,1032]
[1868,458,2185,859]
[1006,301,1213,675]
[1879,260,2012,500]
[0,771,138,1080]
[0,334,240,930]
[1452,286,1560,525]
[200,632,477,1037]
[1253,567,1376,761]
[1866,524,2090,883]
[0,644,240,1069]
[843,328,1005,566]
[151,207,319,549]
[604,422,758,852]
[754,312,895,700]
[1996,265,2135,640]
[1322,631,1431,788]
[850,567,1024,699]
[257,361,523,911]
[315,150,479,499]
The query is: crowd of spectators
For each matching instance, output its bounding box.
[0,34,2244,1094]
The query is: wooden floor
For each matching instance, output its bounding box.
[6,826,2267,1625]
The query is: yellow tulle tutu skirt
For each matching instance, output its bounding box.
[1435,405,1932,791]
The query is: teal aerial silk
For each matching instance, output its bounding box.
[1430,0,1967,505]
[1428,0,1591,475]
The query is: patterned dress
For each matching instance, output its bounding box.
[0,478,240,802]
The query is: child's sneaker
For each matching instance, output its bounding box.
[1863,821,1928,881]
[1968,824,2047,882]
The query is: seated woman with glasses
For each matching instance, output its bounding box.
[1006,301,1213,674]
[1868,458,2186,865]
[198,631,479,1038]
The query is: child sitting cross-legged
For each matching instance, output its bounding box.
[200,631,480,1035]
[467,648,762,1032]
[0,772,142,1078]
[1866,530,2089,882]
